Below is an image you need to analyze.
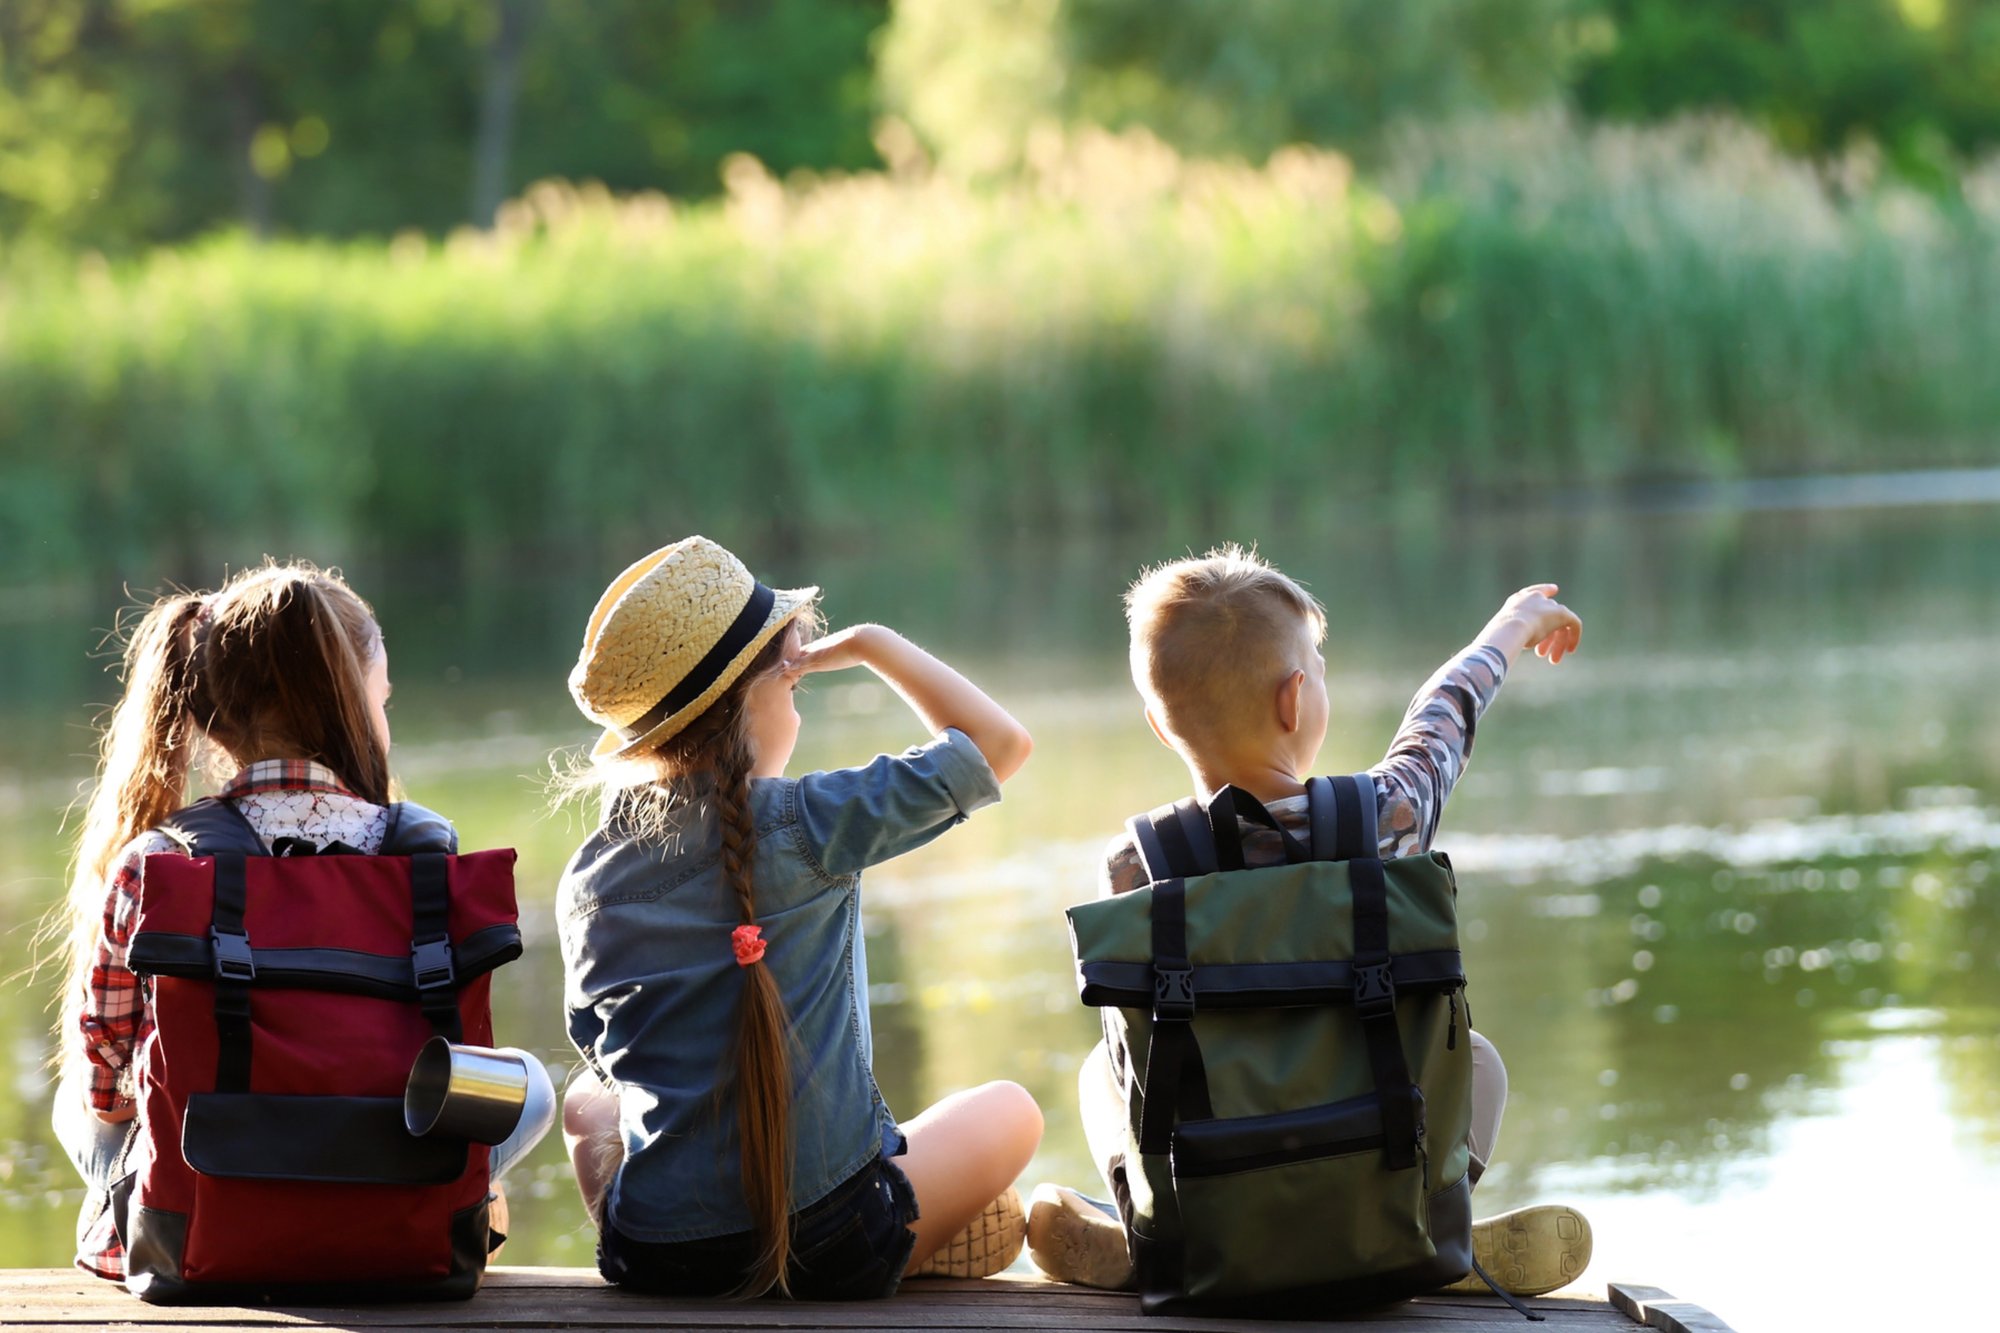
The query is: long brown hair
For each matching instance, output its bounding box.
[596,624,802,1297]
[52,561,389,1044]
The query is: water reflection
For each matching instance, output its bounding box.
[0,501,1994,1330]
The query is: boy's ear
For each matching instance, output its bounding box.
[1143,705,1176,752]
[1276,669,1305,735]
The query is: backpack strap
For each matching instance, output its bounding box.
[161,797,268,857]
[1305,773,1419,1168]
[1205,786,1309,870]
[1137,876,1214,1157]
[1126,799,1219,885]
[385,803,462,1040]
[382,801,459,855]
[1304,772,1379,862]
[161,799,266,1092]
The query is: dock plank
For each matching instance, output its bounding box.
[0,1268,1723,1332]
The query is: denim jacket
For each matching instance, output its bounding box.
[558,728,1001,1242]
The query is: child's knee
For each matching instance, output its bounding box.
[1468,1031,1508,1100]
[977,1080,1044,1160]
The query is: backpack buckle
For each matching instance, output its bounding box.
[209,928,255,982]
[1354,961,1395,1016]
[1153,967,1195,1022]
[412,938,456,990]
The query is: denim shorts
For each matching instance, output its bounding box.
[598,1152,921,1300]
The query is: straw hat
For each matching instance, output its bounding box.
[569,537,817,760]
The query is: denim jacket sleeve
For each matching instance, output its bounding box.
[794,727,1002,879]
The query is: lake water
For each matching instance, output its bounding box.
[2,499,1996,1332]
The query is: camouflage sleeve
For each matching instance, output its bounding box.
[1370,642,1510,858]
[1099,832,1147,898]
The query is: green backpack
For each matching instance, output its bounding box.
[1066,774,1475,1315]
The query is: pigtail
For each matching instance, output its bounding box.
[52,592,208,1039]
[268,578,390,803]
[715,725,796,1297]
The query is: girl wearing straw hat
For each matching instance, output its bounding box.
[558,537,1042,1299]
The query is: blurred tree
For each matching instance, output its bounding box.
[513,0,884,200]
[1060,0,1571,158]
[0,0,887,248]
[875,0,1068,178]
[877,0,1572,174]
[1569,0,2000,190]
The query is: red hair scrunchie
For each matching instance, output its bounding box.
[731,923,767,967]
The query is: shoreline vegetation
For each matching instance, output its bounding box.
[5,113,1999,576]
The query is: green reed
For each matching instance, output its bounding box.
[4,114,1998,577]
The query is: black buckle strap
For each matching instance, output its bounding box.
[1153,967,1195,1023]
[209,853,254,1092]
[209,927,256,982]
[1349,855,1419,1170]
[1353,960,1394,1015]
[409,853,463,1041]
[412,938,456,990]
[1139,880,1214,1156]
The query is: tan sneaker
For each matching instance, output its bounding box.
[1025,1184,1133,1290]
[910,1186,1027,1278]
[1440,1203,1593,1297]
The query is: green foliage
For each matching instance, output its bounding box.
[5,118,2000,579]
[0,0,888,249]
[1060,0,1571,158]
[1570,0,2000,190]
[878,0,1572,173]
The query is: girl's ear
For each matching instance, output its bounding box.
[1275,669,1305,735]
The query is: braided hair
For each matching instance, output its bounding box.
[635,627,800,1296]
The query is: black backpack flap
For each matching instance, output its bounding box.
[182,1093,467,1185]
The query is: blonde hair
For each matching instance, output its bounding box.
[49,561,388,1052]
[1124,544,1327,748]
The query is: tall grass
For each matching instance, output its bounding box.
[4,113,1998,578]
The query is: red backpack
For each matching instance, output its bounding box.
[118,797,520,1304]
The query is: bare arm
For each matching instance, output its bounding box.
[793,624,1034,782]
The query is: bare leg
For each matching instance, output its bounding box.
[562,1068,622,1228]
[895,1080,1043,1275]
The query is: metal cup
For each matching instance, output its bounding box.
[404,1036,529,1144]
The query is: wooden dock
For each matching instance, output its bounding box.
[0,1268,1736,1332]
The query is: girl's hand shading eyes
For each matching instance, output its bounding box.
[789,624,879,677]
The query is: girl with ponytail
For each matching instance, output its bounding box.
[559,538,1041,1300]
[51,561,553,1283]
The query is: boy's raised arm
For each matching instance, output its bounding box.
[1372,585,1581,858]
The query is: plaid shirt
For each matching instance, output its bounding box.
[73,759,392,1280]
